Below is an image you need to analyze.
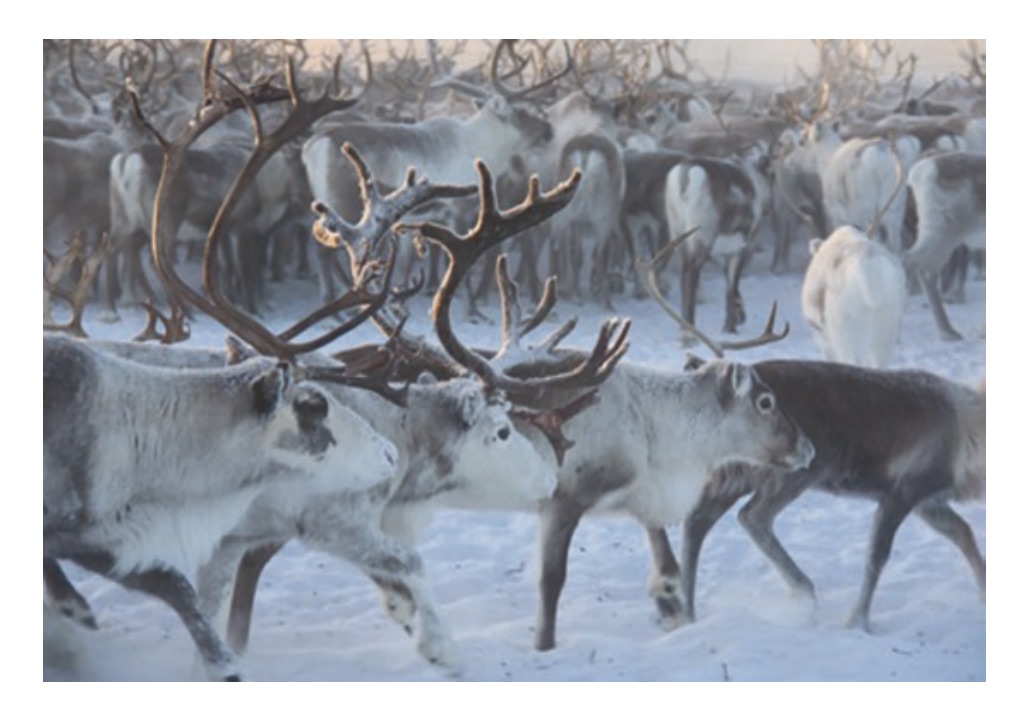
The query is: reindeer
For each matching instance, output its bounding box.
[901,150,986,341]
[44,335,398,681]
[662,152,759,336]
[490,132,627,309]
[103,135,310,320]
[377,178,816,653]
[300,39,569,304]
[801,225,907,368]
[820,134,920,255]
[101,43,359,321]
[43,41,415,682]
[640,268,985,635]
[46,141,626,678]
[186,154,627,673]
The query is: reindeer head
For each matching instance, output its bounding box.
[691,358,815,473]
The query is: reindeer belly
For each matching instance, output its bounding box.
[583,454,712,528]
[619,464,713,527]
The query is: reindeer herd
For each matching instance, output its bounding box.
[42,39,986,680]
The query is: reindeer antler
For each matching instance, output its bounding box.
[638,228,789,359]
[132,39,385,363]
[397,160,630,403]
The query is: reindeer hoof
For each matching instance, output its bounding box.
[534,635,556,652]
[419,633,459,673]
[655,610,691,632]
[845,611,873,634]
[381,590,417,634]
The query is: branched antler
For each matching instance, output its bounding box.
[132,299,191,345]
[638,229,789,358]
[132,39,379,362]
[397,160,631,403]
[43,231,114,338]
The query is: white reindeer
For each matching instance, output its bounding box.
[45,337,568,675]
[43,43,417,681]
[821,135,921,255]
[43,334,399,680]
[801,225,907,368]
[300,40,569,303]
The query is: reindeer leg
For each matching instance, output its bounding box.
[192,533,265,657]
[513,234,543,305]
[915,499,986,601]
[737,471,817,599]
[722,249,750,334]
[299,507,458,672]
[680,488,747,624]
[644,527,684,628]
[99,249,123,323]
[535,495,586,651]
[314,243,348,305]
[43,558,97,630]
[225,541,286,654]
[679,250,705,344]
[920,271,963,341]
[847,494,913,632]
[940,246,970,304]
[370,576,417,635]
[73,552,242,680]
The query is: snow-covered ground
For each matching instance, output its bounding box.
[43,238,988,686]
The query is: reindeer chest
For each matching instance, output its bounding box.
[575,391,713,527]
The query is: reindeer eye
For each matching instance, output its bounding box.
[497,426,512,441]
[756,393,775,413]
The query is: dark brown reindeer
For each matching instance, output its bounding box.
[640,255,986,634]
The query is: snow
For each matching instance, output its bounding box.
[42,239,989,693]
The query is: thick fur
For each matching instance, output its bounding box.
[547,132,626,305]
[47,339,559,674]
[43,335,397,679]
[801,226,907,368]
[104,140,301,320]
[524,358,815,650]
[301,97,553,303]
[821,135,921,255]
[902,150,986,340]
[652,359,985,633]
[663,155,758,334]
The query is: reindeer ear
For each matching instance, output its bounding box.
[251,362,293,417]
[415,371,438,386]
[722,362,753,400]
[684,353,708,372]
[487,95,509,114]
[225,335,259,365]
[455,388,485,429]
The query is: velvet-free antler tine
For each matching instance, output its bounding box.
[520,276,558,338]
